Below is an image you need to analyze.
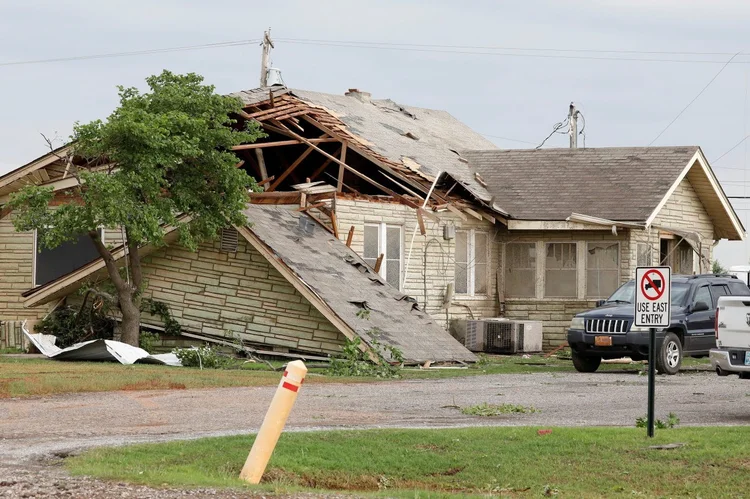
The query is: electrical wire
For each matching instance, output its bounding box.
[3,37,748,68]
[648,52,741,146]
[277,38,749,65]
[0,39,259,67]
[479,133,536,145]
[713,135,750,163]
[536,118,569,149]
[276,37,741,57]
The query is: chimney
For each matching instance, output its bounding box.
[345,88,371,104]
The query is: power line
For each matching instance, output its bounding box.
[1,36,748,68]
[277,37,741,57]
[648,52,741,146]
[277,38,748,65]
[713,135,750,163]
[479,133,536,145]
[0,39,259,68]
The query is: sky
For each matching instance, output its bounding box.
[2,0,750,266]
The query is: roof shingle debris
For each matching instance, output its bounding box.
[242,203,476,364]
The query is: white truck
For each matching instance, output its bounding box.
[711,295,750,379]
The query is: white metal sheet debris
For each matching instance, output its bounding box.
[22,323,181,366]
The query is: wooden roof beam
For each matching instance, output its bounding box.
[267,133,329,192]
[232,137,338,151]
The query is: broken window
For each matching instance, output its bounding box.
[545,242,577,298]
[34,229,103,287]
[586,242,620,298]
[637,243,652,267]
[455,230,489,296]
[364,223,402,289]
[505,243,536,298]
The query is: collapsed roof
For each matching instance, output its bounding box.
[239,204,477,364]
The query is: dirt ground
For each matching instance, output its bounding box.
[1,370,749,497]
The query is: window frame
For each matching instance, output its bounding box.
[32,228,105,288]
[363,222,403,290]
[504,242,537,298]
[543,241,578,299]
[455,229,490,297]
[585,241,621,299]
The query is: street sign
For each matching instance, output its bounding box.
[635,266,671,328]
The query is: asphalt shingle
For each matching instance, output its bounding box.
[464,146,699,221]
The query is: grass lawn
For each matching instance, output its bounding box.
[66,426,750,498]
[0,353,711,398]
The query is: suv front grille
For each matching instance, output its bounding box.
[585,319,629,334]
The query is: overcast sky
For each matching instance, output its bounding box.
[2,0,750,266]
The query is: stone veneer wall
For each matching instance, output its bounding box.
[138,235,347,354]
[629,177,715,274]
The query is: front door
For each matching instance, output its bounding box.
[684,285,715,353]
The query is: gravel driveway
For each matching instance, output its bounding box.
[1,370,749,497]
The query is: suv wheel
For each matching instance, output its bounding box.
[655,332,682,375]
[572,351,601,372]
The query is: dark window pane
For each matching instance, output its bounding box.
[36,232,100,286]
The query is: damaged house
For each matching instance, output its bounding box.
[0,85,743,355]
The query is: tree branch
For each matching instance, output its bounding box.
[88,230,127,292]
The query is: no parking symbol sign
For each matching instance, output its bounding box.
[635,266,671,328]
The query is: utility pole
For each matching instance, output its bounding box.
[569,102,579,149]
[259,28,274,87]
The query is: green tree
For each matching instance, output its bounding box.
[10,71,263,346]
[712,260,728,275]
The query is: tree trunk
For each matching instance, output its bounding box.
[118,291,141,347]
[88,229,141,347]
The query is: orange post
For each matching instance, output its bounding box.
[239,360,307,484]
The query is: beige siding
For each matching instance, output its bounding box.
[335,199,500,328]
[0,216,48,335]
[138,237,347,354]
[630,177,715,276]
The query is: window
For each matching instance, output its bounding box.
[586,242,619,298]
[505,243,536,298]
[545,243,577,297]
[709,284,729,305]
[34,230,103,287]
[455,230,489,295]
[637,243,652,267]
[363,223,402,289]
[693,285,711,308]
[729,281,750,295]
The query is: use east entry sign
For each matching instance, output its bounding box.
[635,266,671,327]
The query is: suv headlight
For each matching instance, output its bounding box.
[570,317,585,330]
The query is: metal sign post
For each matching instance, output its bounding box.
[635,266,671,438]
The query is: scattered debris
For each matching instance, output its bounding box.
[22,324,181,366]
[460,403,539,416]
[537,429,553,436]
[648,443,686,450]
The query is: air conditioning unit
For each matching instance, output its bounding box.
[462,319,542,354]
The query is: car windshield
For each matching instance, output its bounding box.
[605,281,689,306]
